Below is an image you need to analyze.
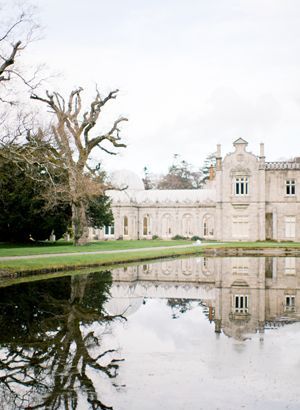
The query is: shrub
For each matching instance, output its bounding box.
[191,235,203,241]
[171,235,187,240]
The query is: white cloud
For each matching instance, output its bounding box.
[24,0,300,174]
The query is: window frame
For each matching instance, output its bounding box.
[104,225,115,236]
[286,179,296,196]
[233,294,249,314]
[234,176,249,196]
[285,295,296,312]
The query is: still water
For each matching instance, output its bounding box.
[0,256,300,409]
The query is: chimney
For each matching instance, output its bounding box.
[209,164,215,180]
[216,144,222,171]
[260,143,265,158]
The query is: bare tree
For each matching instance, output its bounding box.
[0,5,41,105]
[31,88,127,245]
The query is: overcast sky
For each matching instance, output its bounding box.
[24,0,300,176]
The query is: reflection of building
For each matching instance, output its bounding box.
[108,257,300,340]
[90,139,300,241]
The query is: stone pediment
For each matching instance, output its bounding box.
[233,137,248,145]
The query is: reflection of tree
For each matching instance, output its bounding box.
[0,271,124,409]
[167,298,194,319]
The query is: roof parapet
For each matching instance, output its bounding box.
[265,161,300,170]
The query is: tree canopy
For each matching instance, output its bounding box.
[0,146,70,242]
[144,153,216,190]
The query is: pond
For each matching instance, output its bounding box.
[0,256,300,409]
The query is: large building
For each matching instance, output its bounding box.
[90,138,300,242]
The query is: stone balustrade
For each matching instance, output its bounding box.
[265,161,300,170]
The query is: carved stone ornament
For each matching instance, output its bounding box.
[230,166,251,176]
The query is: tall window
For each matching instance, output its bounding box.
[162,214,172,237]
[203,215,214,237]
[233,295,249,314]
[123,216,128,236]
[182,214,192,236]
[104,225,114,236]
[203,219,208,236]
[286,180,296,195]
[143,215,151,236]
[235,177,249,195]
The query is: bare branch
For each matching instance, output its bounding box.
[0,41,22,81]
[87,117,128,154]
[0,13,25,43]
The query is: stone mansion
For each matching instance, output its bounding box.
[91,138,300,242]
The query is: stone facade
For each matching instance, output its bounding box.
[89,138,300,242]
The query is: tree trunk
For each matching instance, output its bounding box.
[72,201,88,245]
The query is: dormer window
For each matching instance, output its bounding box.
[286,180,296,196]
[235,177,249,195]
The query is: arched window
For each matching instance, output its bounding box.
[203,215,214,238]
[123,216,128,236]
[143,215,151,236]
[162,214,172,237]
[182,214,193,237]
[203,218,208,236]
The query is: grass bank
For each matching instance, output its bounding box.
[1,240,300,277]
[0,245,201,276]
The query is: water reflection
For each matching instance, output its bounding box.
[1,256,300,409]
[111,256,300,340]
[0,272,124,409]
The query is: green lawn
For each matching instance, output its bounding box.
[1,239,299,259]
[0,239,191,257]
[0,246,200,273]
